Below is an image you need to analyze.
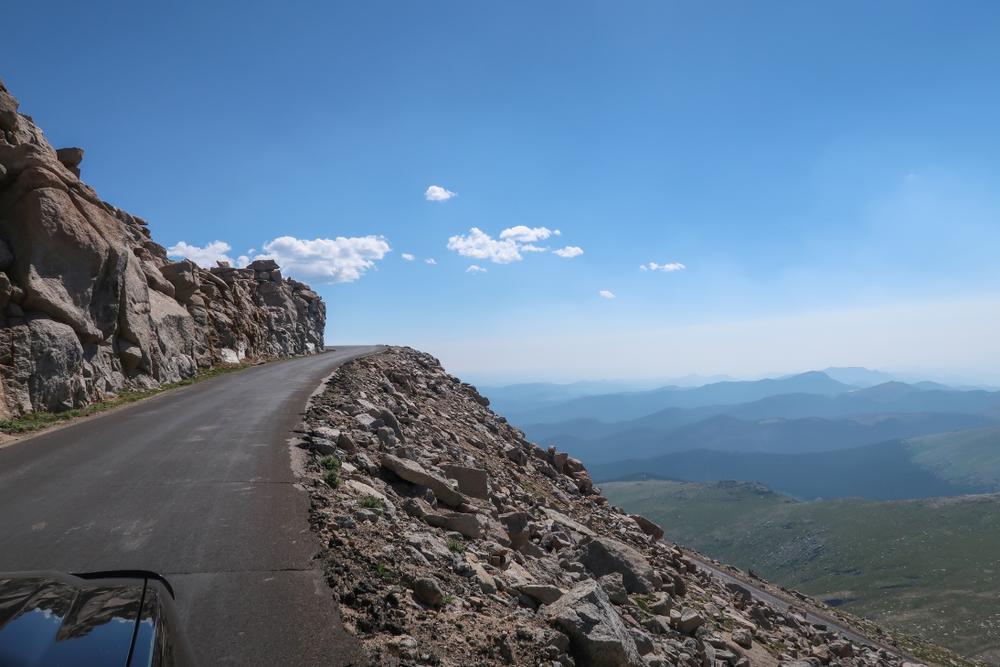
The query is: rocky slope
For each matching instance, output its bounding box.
[296,347,978,667]
[0,77,324,418]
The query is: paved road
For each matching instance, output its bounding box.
[0,346,379,666]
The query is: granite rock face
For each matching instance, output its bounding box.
[0,77,325,417]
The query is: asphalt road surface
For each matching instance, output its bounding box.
[0,346,379,666]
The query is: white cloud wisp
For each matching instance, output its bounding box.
[447,228,522,264]
[466,265,486,273]
[600,290,615,298]
[425,185,457,201]
[167,240,236,268]
[499,226,553,242]
[402,253,416,261]
[448,227,585,266]
[254,235,391,284]
[426,258,437,264]
[640,262,685,272]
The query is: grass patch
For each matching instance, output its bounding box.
[0,364,251,435]
[375,562,392,579]
[442,593,455,604]
[446,538,466,554]
[358,495,383,515]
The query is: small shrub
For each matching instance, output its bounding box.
[442,593,455,604]
[446,538,466,554]
[358,495,383,514]
[375,562,392,578]
[320,455,341,472]
[322,469,341,488]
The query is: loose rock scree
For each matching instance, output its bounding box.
[298,347,955,667]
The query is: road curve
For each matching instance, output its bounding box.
[0,345,380,666]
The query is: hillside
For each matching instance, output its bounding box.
[592,439,992,501]
[0,77,325,418]
[286,347,977,667]
[526,411,1000,465]
[908,425,1000,489]
[601,479,1000,666]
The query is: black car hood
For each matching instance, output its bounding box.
[0,573,144,667]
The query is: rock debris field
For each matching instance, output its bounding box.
[296,347,938,667]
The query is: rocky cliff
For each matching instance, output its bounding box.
[0,77,325,418]
[296,347,976,667]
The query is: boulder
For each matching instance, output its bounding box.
[598,573,630,605]
[159,260,200,303]
[547,579,644,667]
[627,628,654,656]
[520,584,564,606]
[424,512,489,540]
[578,537,661,594]
[498,511,529,549]
[468,561,497,595]
[412,578,444,606]
[380,454,468,508]
[678,608,705,634]
[629,514,664,541]
[649,593,673,615]
[440,464,489,499]
[732,628,753,648]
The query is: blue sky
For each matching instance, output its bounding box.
[4,1,1000,384]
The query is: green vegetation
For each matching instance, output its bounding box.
[320,455,341,471]
[442,593,455,604]
[321,469,341,488]
[446,538,466,554]
[907,426,1000,489]
[358,495,384,516]
[375,562,392,579]
[603,479,1000,665]
[0,364,252,435]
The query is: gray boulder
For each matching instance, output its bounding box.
[598,573,630,605]
[520,584,565,606]
[440,464,489,500]
[578,537,662,594]
[547,579,644,667]
[380,454,468,508]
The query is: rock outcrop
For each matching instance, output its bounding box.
[0,77,325,418]
[296,347,968,667]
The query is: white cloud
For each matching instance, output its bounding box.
[600,290,615,298]
[252,235,391,284]
[641,262,685,272]
[447,228,522,264]
[167,240,236,268]
[521,244,548,252]
[425,185,457,201]
[554,230,562,235]
[499,226,553,242]
[553,246,583,258]
[425,258,437,264]
[402,253,416,261]
[466,265,486,273]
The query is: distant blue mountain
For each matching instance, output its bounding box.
[502,371,854,425]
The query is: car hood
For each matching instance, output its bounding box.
[0,573,143,667]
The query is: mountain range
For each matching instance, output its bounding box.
[486,369,1000,502]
